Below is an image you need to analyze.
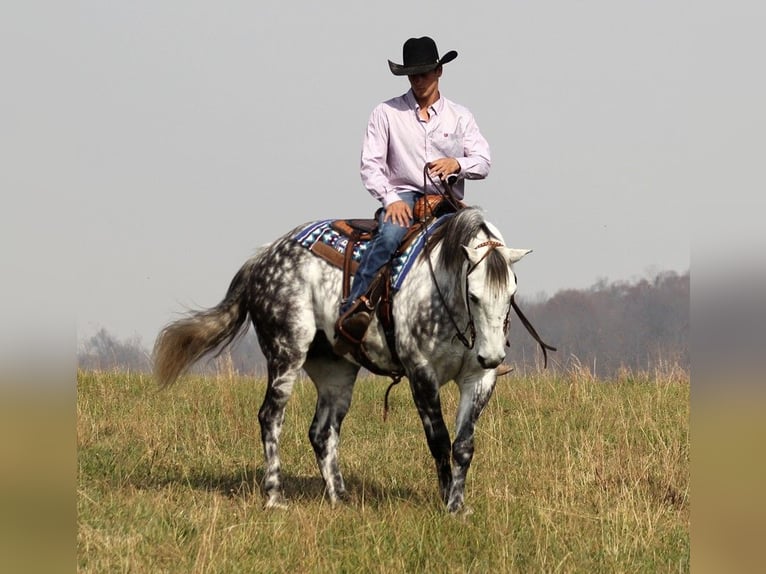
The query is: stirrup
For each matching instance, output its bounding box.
[334,297,373,351]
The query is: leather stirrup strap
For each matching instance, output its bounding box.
[342,231,362,300]
[378,266,400,365]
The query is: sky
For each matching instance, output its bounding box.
[2,1,763,357]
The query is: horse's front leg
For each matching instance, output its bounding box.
[409,366,453,505]
[447,371,497,513]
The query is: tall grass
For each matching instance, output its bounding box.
[78,366,689,573]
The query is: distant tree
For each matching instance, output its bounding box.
[78,328,151,372]
[507,271,689,377]
[227,326,267,376]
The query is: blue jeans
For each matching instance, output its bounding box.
[341,192,418,314]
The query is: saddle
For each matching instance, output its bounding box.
[307,194,461,374]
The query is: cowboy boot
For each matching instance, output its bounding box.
[332,314,371,355]
[333,302,373,355]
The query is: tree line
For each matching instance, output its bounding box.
[507,270,689,377]
[78,270,689,379]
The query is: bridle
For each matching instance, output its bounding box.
[469,239,514,336]
[382,164,557,419]
[420,164,556,365]
[425,235,507,350]
[420,165,506,349]
[383,166,555,418]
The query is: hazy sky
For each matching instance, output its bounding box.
[4,2,761,354]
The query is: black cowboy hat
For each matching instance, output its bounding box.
[388,36,458,76]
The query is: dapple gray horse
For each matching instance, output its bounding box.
[153,207,547,513]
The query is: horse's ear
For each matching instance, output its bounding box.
[502,247,532,264]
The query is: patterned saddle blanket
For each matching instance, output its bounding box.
[293,215,452,290]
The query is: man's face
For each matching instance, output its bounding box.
[408,68,442,101]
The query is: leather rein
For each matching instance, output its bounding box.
[421,166,557,367]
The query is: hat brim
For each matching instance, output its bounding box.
[388,50,458,76]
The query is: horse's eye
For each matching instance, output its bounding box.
[469,293,479,304]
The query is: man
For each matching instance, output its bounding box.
[336,37,511,376]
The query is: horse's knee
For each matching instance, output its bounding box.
[452,437,474,468]
[424,427,451,463]
[308,420,327,455]
[257,404,270,429]
[258,388,290,429]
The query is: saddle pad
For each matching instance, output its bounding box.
[293,219,369,267]
[293,215,453,290]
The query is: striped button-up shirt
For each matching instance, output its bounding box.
[360,89,491,207]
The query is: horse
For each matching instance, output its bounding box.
[153,206,550,513]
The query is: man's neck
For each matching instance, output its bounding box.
[414,91,440,121]
[415,91,440,110]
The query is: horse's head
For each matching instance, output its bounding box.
[430,208,532,370]
[461,237,531,369]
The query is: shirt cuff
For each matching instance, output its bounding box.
[380,190,402,208]
[454,158,467,179]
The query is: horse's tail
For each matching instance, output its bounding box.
[152,254,260,388]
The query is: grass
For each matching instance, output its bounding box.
[77,365,689,573]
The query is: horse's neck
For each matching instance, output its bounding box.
[415,245,467,307]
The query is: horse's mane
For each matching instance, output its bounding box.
[428,208,510,293]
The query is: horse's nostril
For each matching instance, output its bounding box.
[478,355,502,369]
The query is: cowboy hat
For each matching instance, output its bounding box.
[388,36,458,76]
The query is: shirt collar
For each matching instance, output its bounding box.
[405,89,443,116]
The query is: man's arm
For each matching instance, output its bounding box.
[454,111,491,180]
[360,106,402,208]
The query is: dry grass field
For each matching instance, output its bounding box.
[77,364,689,572]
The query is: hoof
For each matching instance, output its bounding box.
[327,489,350,507]
[447,502,473,517]
[263,494,289,510]
[457,505,474,518]
[336,489,350,502]
[446,496,465,514]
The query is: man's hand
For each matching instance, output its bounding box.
[383,200,413,227]
[428,157,460,181]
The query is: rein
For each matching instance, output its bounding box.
[511,296,557,368]
[425,236,506,350]
[422,164,462,216]
[463,239,506,347]
[382,167,460,420]
[421,165,499,350]
[383,165,556,418]
[419,164,557,363]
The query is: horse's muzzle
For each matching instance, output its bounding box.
[477,354,503,369]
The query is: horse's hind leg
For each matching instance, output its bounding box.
[258,359,301,509]
[303,352,359,505]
